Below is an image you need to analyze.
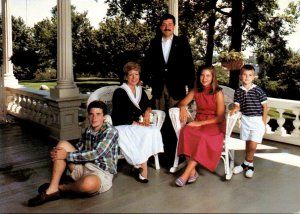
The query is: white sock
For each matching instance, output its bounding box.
[243,160,251,166]
[244,160,254,167]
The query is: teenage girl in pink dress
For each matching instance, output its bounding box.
[175,65,226,187]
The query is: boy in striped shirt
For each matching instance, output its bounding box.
[230,64,268,178]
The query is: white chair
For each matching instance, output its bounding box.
[168,85,241,180]
[87,85,166,170]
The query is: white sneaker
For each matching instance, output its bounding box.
[233,163,248,174]
[245,166,254,178]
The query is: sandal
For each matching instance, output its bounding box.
[187,171,199,184]
[175,177,186,187]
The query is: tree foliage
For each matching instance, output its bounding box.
[0,1,300,99]
[96,16,152,79]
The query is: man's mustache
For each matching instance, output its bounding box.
[164,29,172,32]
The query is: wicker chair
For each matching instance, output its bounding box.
[87,85,166,170]
[168,85,242,180]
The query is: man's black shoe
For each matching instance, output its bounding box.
[28,191,61,207]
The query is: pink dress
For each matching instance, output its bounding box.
[177,87,225,172]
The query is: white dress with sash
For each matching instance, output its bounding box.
[115,83,164,165]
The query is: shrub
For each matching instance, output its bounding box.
[34,69,56,81]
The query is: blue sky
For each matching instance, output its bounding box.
[2,0,300,52]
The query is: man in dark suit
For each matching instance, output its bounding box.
[143,13,195,111]
[143,13,195,168]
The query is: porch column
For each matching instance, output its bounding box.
[0,68,5,123]
[50,0,79,99]
[168,0,178,35]
[1,0,18,87]
[47,0,81,140]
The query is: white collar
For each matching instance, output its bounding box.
[120,83,142,110]
[162,35,174,42]
[240,83,256,91]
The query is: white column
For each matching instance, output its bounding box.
[0,67,6,123]
[2,0,18,87]
[47,0,81,140]
[50,0,79,99]
[168,0,178,35]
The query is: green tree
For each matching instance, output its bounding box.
[33,18,57,73]
[3,16,38,79]
[33,5,100,80]
[105,0,167,32]
[70,9,99,79]
[95,16,152,79]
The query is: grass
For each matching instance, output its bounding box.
[19,79,120,93]
[268,108,296,119]
[20,81,57,90]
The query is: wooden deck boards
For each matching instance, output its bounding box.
[1,121,300,213]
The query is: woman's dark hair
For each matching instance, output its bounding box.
[87,100,107,115]
[196,65,222,94]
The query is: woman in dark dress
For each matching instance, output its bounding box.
[112,61,164,183]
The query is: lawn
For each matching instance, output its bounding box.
[19,78,120,93]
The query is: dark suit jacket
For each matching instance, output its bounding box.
[143,35,195,101]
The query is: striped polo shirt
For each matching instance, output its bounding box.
[234,84,267,116]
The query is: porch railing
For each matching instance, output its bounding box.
[5,86,300,146]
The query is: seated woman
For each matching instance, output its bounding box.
[175,65,225,187]
[111,61,164,183]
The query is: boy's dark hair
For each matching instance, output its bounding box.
[159,13,176,26]
[87,100,107,115]
[240,64,255,74]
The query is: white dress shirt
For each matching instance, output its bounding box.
[161,35,173,63]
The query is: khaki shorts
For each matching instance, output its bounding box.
[68,163,113,194]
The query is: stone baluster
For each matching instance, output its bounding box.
[291,109,300,138]
[30,98,38,121]
[275,109,287,136]
[10,94,18,112]
[28,97,35,119]
[19,94,26,116]
[265,115,272,134]
[24,96,31,117]
[40,103,48,125]
[34,100,43,123]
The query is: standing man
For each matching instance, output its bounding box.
[28,101,119,207]
[143,13,195,111]
[143,13,195,168]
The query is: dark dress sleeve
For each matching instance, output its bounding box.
[111,88,144,126]
[139,89,152,112]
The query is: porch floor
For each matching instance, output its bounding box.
[1,120,300,213]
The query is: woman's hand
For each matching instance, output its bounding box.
[143,114,151,125]
[179,106,189,124]
[132,121,150,127]
[187,120,205,127]
[143,108,152,126]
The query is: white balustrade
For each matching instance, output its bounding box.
[6,86,53,127]
[5,87,300,146]
[233,97,300,146]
